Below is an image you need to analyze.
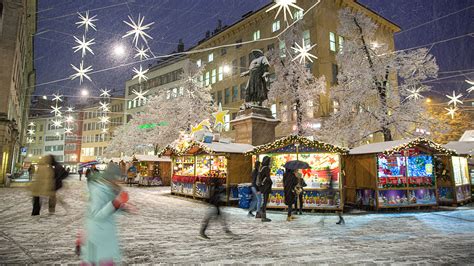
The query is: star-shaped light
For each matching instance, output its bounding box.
[406,87,424,101]
[446,91,463,107]
[266,0,304,22]
[76,11,97,32]
[50,105,62,116]
[27,129,35,135]
[99,88,111,98]
[291,39,318,64]
[99,116,110,124]
[27,138,34,144]
[101,128,109,133]
[445,106,458,119]
[67,107,74,112]
[466,80,474,93]
[64,127,73,134]
[134,46,150,61]
[122,14,154,46]
[52,93,63,102]
[52,119,63,128]
[65,115,74,123]
[99,101,110,112]
[70,61,93,84]
[132,65,149,83]
[132,88,149,102]
[191,119,211,135]
[212,103,229,131]
[28,122,35,127]
[73,35,95,57]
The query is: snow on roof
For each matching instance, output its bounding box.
[350,139,411,155]
[135,155,172,162]
[444,141,474,156]
[459,130,474,142]
[199,142,254,154]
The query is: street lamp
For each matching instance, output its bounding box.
[113,44,126,57]
[81,89,89,97]
[223,65,231,74]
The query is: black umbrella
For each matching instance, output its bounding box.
[283,160,311,170]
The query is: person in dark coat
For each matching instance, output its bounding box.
[248,161,261,218]
[283,168,298,221]
[86,165,100,181]
[49,155,70,214]
[78,168,83,181]
[200,174,234,239]
[258,156,272,222]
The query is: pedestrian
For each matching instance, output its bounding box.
[86,164,100,181]
[258,156,272,222]
[29,156,54,216]
[200,173,234,239]
[328,170,345,225]
[127,165,137,187]
[248,160,262,218]
[79,168,83,181]
[294,171,307,215]
[28,164,34,181]
[283,168,297,221]
[80,162,130,264]
[49,155,70,214]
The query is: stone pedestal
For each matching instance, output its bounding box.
[230,106,280,146]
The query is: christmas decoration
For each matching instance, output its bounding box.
[70,61,93,84]
[132,88,149,102]
[383,138,454,156]
[406,87,424,101]
[466,80,474,93]
[99,88,111,98]
[134,46,150,60]
[266,0,304,22]
[52,93,63,102]
[445,106,458,119]
[132,65,149,83]
[99,101,110,112]
[191,119,211,135]
[212,103,228,131]
[291,38,317,64]
[76,11,97,32]
[122,14,154,46]
[73,35,95,57]
[446,91,463,107]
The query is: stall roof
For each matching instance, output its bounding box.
[350,138,455,155]
[444,141,474,156]
[159,141,254,156]
[135,155,172,162]
[246,135,349,155]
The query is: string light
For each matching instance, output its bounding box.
[445,106,458,119]
[70,61,93,84]
[132,88,149,102]
[99,101,110,112]
[132,65,149,83]
[73,35,95,57]
[266,0,304,22]
[406,87,424,101]
[99,88,111,98]
[122,14,154,46]
[134,45,150,60]
[446,90,463,107]
[466,80,474,93]
[52,93,63,102]
[76,11,98,32]
[383,137,455,156]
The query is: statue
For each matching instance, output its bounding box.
[241,49,270,106]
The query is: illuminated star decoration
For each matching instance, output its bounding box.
[73,35,95,57]
[212,103,229,131]
[65,115,74,123]
[76,11,98,32]
[99,88,111,98]
[132,65,149,83]
[67,107,74,112]
[291,39,318,64]
[27,138,34,144]
[70,61,93,84]
[52,93,63,102]
[28,122,35,126]
[445,106,458,119]
[99,116,110,124]
[27,129,35,135]
[132,88,149,102]
[64,127,73,134]
[52,119,63,128]
[99,102,110,112]
[191,119,211,135]
[266,0,304,22]
[50,105,62,116]
[134,46,150,60]
[466,80,474,93]
[122,14,155,46]
[446,91,463,107]
[101,128,109,133]
[406,87,424,101]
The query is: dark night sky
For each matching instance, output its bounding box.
[34,0,473,102]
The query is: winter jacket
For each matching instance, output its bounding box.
[251,161,261,190]
[30,157,54,197]
[81,180,121,264]
[52,162,69,191]
[258,156,272,194]
[283,170,297,206]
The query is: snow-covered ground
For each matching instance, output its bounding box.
[1,174,473,264]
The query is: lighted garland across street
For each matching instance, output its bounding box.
[245,135,349,156]
[383,137,455,156]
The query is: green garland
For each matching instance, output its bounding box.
[383,137,455,156]
[158,141,214,157]
[245,135,349,156]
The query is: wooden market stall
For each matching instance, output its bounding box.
[134,155,172,186]
[437,141,474,204]
[159,141,254,202]
[245,135,349,211]
[345,138,454,210]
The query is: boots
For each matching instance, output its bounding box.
[336,216,345,225]
[255,212,262,219]
[261,212,271,222]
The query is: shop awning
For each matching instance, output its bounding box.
[444,141,474,156]
[350,138,454,155]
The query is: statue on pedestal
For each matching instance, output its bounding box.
[240,49,270,107]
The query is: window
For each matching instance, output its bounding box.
[303,30,311,48]
[240,83,246,100]
[271,104,277,118]
[172,88,178,98]
[232,86,238,102]
[267,43,275,51]
[332,63,339,84]
[221,48,227,56]
[235,39,242,49]
[253,30,261,41]
[224,88,230,104]
[39,125,43,131]
[281,104,288,122]
[272,20,280,32]
[279,40,286,57]
[218,66,223,81]
[333,100,339,113]
[329,32,336,52]
[232,59,238,76]
[224,114,230,131]
[338,36,344,51]
[211,69,217,84]
[240,56,246,74]
[294,10,303,20]
[127,100,132,109]
[204,71,210,86]
[217,91,223,105]
[208,53,214,62]
[196,59,202,67]
[65,144,76,151]
[45,135,60,141]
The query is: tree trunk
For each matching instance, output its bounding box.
[295,98,304,136]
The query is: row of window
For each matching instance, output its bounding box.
[45,145,63,152]
[65,143,77,151]
[45,135,63,141]
[128,68,184,95]
[211,83,246,105]
[81,147,106,157]
[82,134,110,143]
[64,154,78,162]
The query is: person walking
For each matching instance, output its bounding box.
[49,155,70,214]
[30,156,54,216]
[80,163,129,265]
[78,168,83,181]
[28,165,34,181]
[283,168,298,221]
[86,164,100,181]
[328,170,345,225]
[200,174,234,239]
[294,171,307,215]
[248,161,262,218]
[258,156,272,222]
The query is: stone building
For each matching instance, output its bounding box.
[0,0,37,185]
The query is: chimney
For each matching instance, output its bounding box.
[205,30,210,38]
[177,39,184,52]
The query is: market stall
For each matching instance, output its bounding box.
[134,155,172,186]
[437,141,473,203]
[345,138,454,210]
[245,135,349,211]
[160,140,254,202]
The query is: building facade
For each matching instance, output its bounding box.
[0,0,37,185]
[188,0,399,139]
[63,111,83,172]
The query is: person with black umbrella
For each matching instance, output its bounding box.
[258,156,272,222]
[283,168,298,221]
